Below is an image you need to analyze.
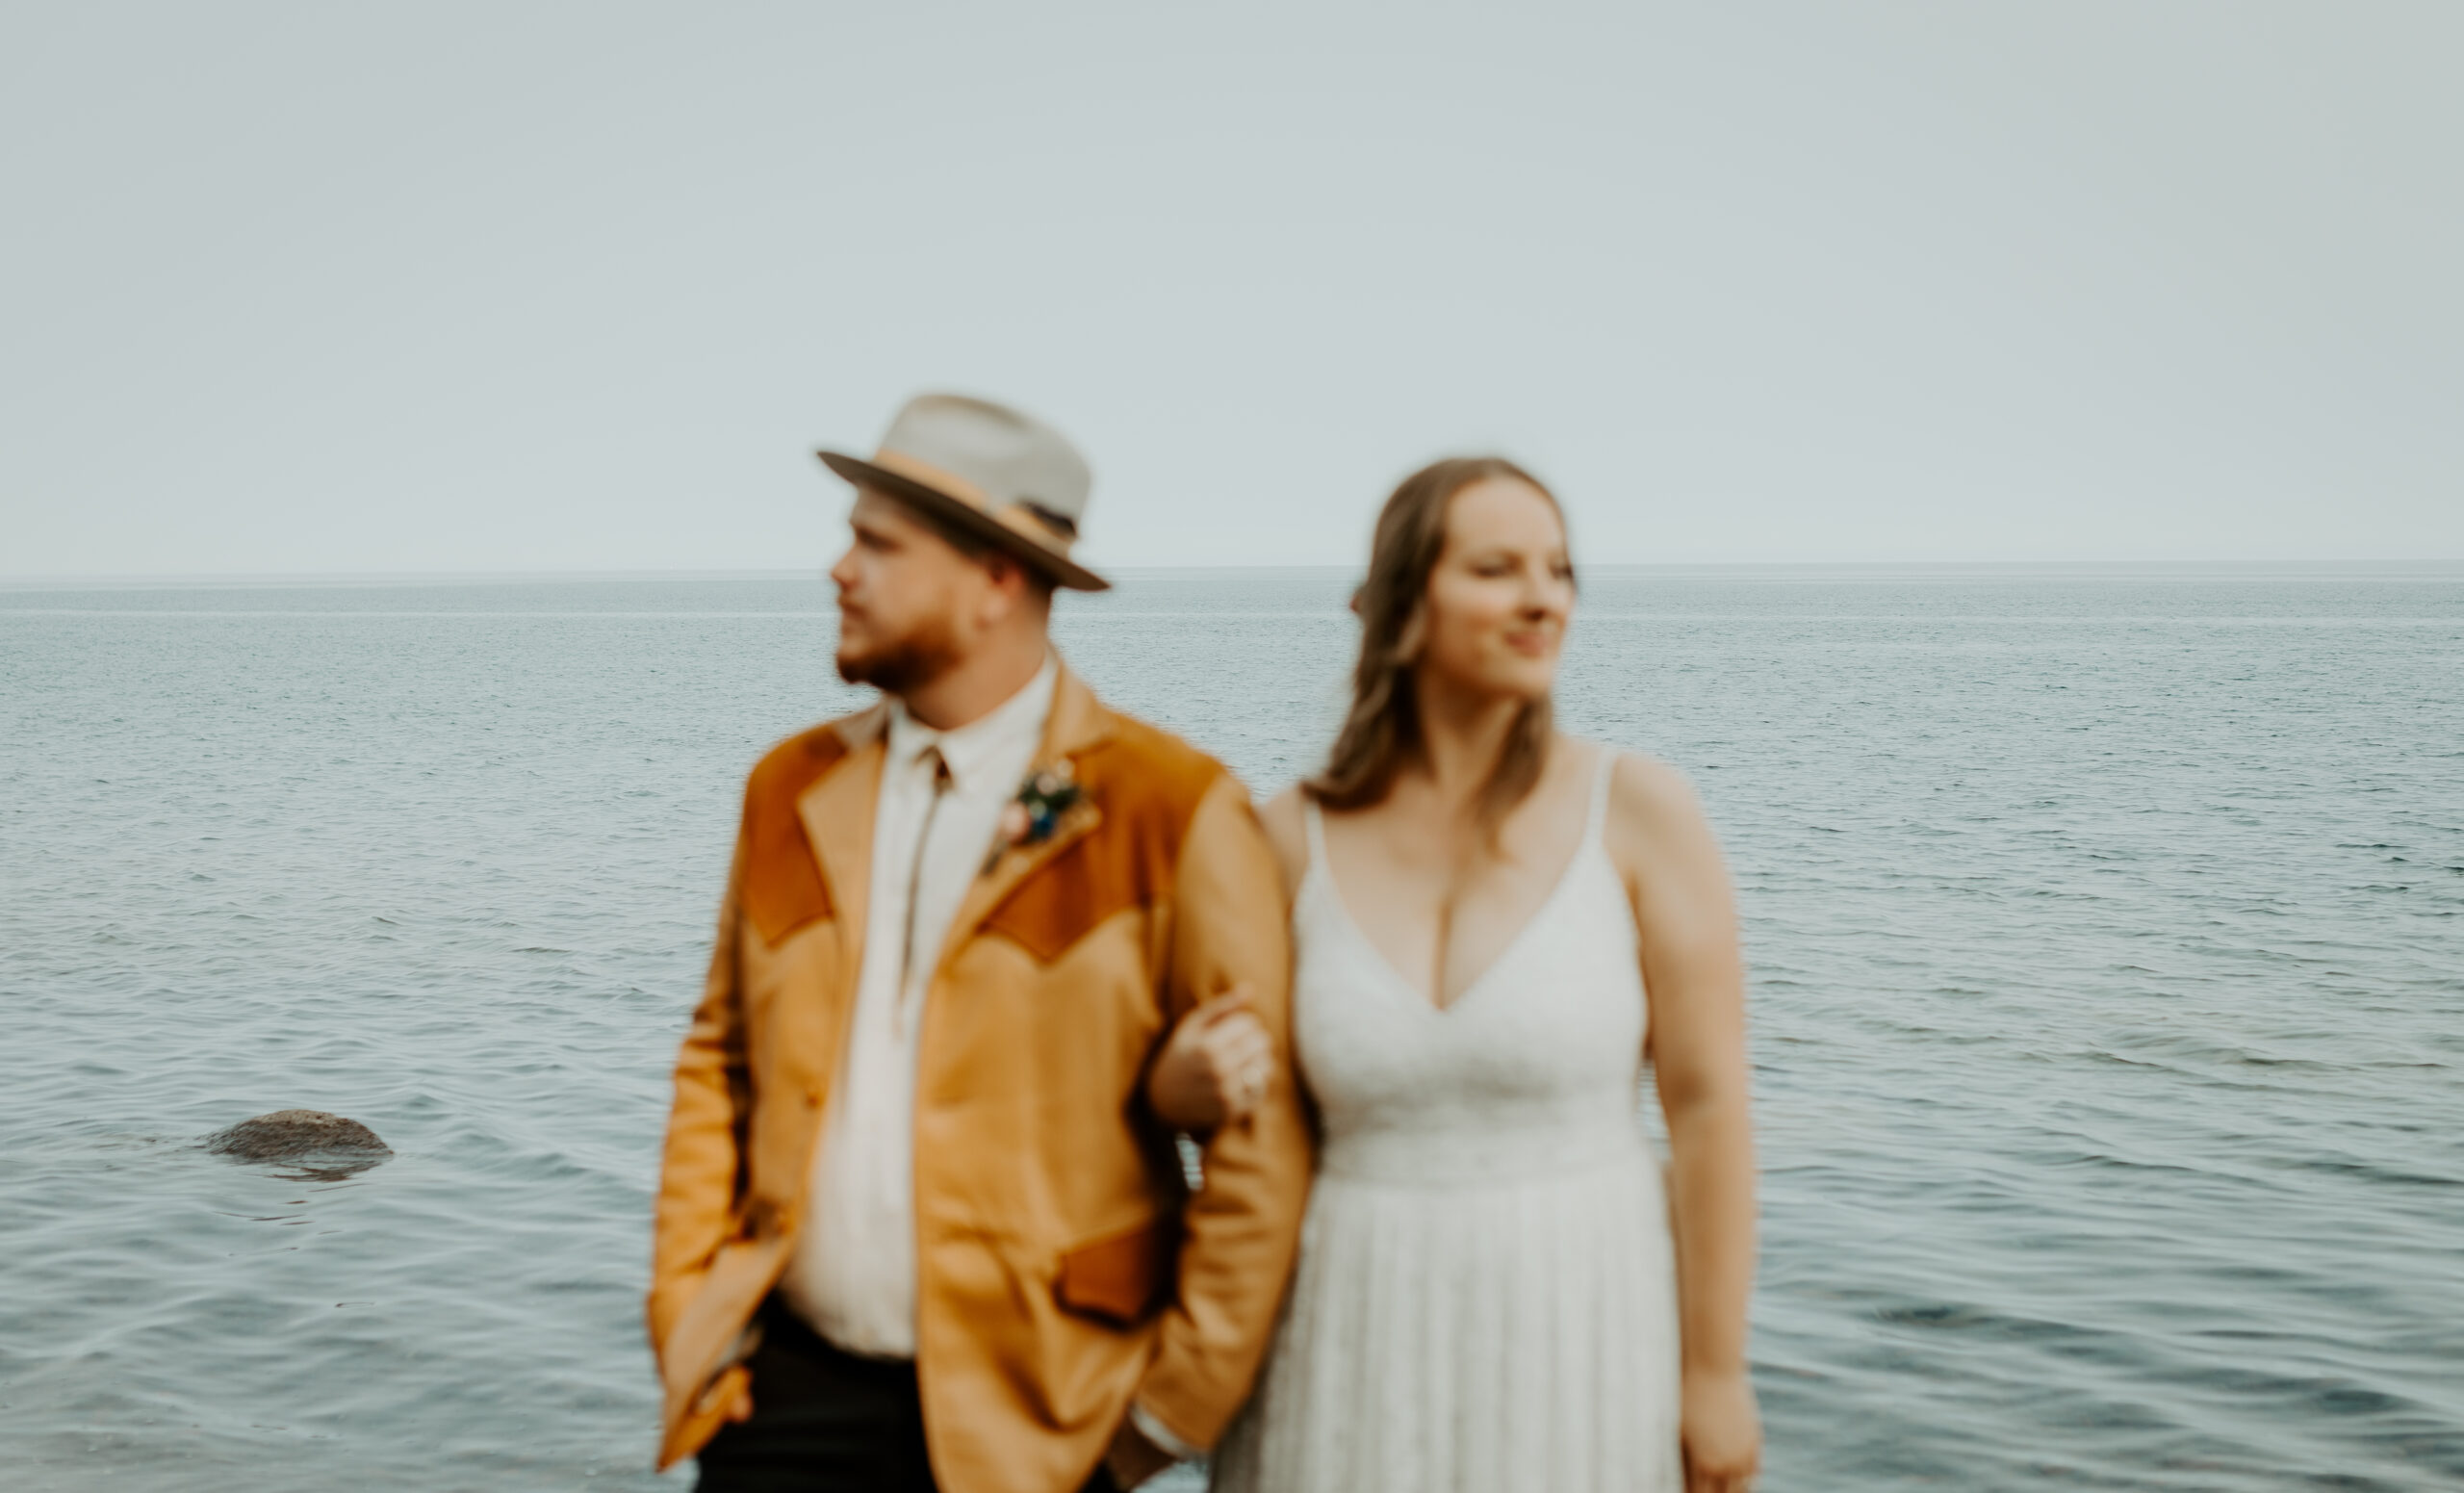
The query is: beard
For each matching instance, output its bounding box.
[835,609,965,696]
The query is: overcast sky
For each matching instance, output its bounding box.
[2,2,2457,576]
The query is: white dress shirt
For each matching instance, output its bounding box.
[778,655,1058,1358]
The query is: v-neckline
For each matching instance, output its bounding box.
[1312,830,1597,1018]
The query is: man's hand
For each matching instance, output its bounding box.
[1102,1417,1179,1490]
[1681,1364,1760,1493]
[1145,985,1272,1133]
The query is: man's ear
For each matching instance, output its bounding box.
[977,551,1035,623]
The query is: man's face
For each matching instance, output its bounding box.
[829,488,993,693]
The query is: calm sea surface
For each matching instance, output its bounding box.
[2,566,2459,1492]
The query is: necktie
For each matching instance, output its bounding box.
[894,744,952,1037]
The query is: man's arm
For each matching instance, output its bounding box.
[1129,773,1313,1452]
[647,833,751,1357]
[1139,787,1308,1138]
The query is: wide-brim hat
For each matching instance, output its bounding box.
[819,393,1109,592]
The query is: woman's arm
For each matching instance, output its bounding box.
[1607,753,1760,1491]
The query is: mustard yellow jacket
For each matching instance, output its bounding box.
[649,666,1311,1491]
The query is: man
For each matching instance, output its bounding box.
[648,393,1311,1493]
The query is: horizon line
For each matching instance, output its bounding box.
[6,557,2464,588]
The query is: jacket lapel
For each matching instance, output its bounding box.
[932,665,1116,983]
[797,705,887,998]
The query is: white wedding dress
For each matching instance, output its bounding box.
[1212,750,1683,1493]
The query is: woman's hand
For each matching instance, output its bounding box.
[1145,986,1273,1133]
[1681,1365,1760,1493]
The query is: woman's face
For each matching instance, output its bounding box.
[1416,476,1574,703]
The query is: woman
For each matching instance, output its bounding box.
[1147,457,1760,1493]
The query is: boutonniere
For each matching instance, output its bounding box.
[987,759,1085,870]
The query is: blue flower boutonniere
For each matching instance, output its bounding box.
[988,759,1085,870]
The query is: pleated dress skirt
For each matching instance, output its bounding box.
[1209,1120,1684,1493]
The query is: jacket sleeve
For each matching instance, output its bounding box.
[1134,772,1313,1450]
[646,828,751,1359]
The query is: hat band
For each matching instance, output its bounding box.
[867,448,1077,557]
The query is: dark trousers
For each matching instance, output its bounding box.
[695,1300,1122,1493]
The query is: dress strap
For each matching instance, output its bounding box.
[1582,744,1618,851]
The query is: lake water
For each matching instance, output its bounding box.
[3,566,2460,1491]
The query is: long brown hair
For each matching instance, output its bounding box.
[1307,455,1570,824]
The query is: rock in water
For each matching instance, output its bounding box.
[206,1110,392,1171]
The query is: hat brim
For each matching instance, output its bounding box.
[818,450,1111,592]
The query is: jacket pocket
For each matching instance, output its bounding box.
[656,1236,791,1467]
[1053,1217,1175,1327]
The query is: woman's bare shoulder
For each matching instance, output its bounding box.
[1257,785,1311,894]
[1602,745,1699,811]
[1591,743,1724,871]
